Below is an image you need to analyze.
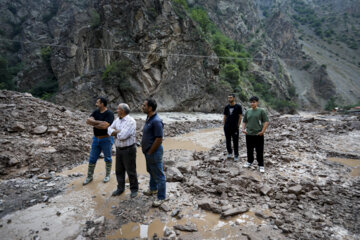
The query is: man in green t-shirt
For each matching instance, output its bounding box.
[241,96,269,173]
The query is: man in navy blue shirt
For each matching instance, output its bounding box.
[141,99,166,207]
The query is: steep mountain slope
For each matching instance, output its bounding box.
[256,0,360,107]
[0,0,359,112]
[0,0,229,112]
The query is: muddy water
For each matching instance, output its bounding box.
[107,208,269,239]
[328,157,360,177]
[0,127,224,240]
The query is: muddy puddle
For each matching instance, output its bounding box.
[107,209,269,239]
[328,157,360,177]
[0,127,224,240]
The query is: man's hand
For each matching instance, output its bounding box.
[111,130,120,136]
[257,131,265,136]
[86,117,96,125]
[242,129,248,135]
[147,138,162,155]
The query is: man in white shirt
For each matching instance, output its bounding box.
[108,103,138,198]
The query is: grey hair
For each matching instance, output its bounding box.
[118,103,130,114]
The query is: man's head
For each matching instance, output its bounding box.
[117,103,130,118]
[249,96,259,109]
[228,94,236,104]
[142,98,157,114]
[96,97,107,109]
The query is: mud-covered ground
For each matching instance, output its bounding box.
[97,113,360,240]
[0,90,221,218]
[1,90,360,240]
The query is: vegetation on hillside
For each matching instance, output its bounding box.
[290,0,359,50]
[173,0,297,112]
[102,60,135,94]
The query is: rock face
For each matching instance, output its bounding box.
[0,0,229,112]
[193,1,343,110]
[1,0,358,112]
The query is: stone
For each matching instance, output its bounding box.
[197,198,221,213]
[37,147,57,154]
[47,127,59,134]
[33,126,48,135]
[87,227,96,236]
[171,209,180,217]
[163,227,173,237]
[302,117,315,123]
[260,185,272,196]
[94,216,105,225]
[166,167,184,182]
[0,104,16,109]
[173,223,198,232]
[159,203,170,212]
[9,122,25,132]
[221,206,249,218]
[255,211,268,219]
[196,171,208,178]
[288,185,302,195]
[8,158,20,166]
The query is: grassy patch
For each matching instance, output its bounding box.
[102,60,135,92]
[90,9,101,28]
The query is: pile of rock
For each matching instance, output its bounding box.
[160,114,360,239]
[0,90,92,179]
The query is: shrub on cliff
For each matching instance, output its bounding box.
[102,60,134,92]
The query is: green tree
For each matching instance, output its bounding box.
[325,97,337,111]
[222,64,240,88]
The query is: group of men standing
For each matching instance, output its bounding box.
[83,98,166,207]
[82,94,269,207]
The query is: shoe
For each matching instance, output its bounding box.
[103,162,112,183]
[130,191,138,198]
[259,166,265,173]
[83,177,93,185]
[243,162,252,168]
[112,189,124,196]
[83,163,96,185]
[227,154,233,159]
[234,156,239,162]
[143,189,158,196]
[152,199,165,207]
[103,176,110,183]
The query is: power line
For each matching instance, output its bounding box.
[0,38,309,62]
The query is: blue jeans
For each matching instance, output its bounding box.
[145,145,166,200]
[89,136,114,164]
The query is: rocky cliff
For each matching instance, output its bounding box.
[0,0,359,112]
[0,0,229,112]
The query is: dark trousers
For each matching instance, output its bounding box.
[246,135,264,166]
[115,145,138,192]
[224,127,239,157]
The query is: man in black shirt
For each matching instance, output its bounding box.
[223,94,243,161]
[83,97,114,185]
